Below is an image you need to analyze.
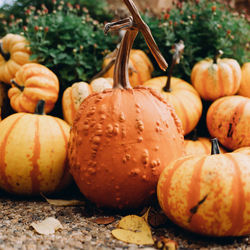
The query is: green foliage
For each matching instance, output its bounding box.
[2,1,118,90]
[134,0,250,81]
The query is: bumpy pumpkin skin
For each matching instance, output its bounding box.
[191,58,241,101]
[8,63,59,113]
[103,49,154,87]
[0,34,33,84]
[143,76,202,135]
[69,86,184,209]
[157,152,250,236]
[206,95,250,151]
[238,62,250,98]
[0,112,71,195]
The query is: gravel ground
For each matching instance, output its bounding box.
[0,185,249,250]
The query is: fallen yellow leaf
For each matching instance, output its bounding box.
[41,193,85,206]
[112,215,154,245]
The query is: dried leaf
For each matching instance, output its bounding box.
[41,194,85,207]
[141,207,151,222]
[112,215,154,245]
[31,217,63,235]
[92,216,115,225]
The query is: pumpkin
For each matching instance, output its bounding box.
[62,77,113,125]
[0,100,71,195]
[191,51,241,101]
[102,49,153,87]
[237,62,250,98]
[0,83,7,121]
[68,0,184,210]
[143,41,202,135]
[0,34,33,84]
[8,63,59,114]
[157,138,250,236]
[234,147,250,155]
[206,95,250,151]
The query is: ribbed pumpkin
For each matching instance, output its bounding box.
[157,138,250,236]
[0,100,71,195]
[0,34,33,84]
[68,0,184,210]
[237,62,250,98]
[8,63,59,114]
[206,95,250,151]
[102,49,153,87]
[62,77,113,125]
[191,51,241,101]
[234,147,250,155]
[144,41,202,135]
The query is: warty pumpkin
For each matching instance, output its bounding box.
[62,77,113,125]
[143,41,202,135]
[237,62,250,98]
[191,51,241,101]
[0,34,33,84]
[206,95,250,151]
[157,138,250,236]
[8,63,59,114]
[0,100,71,195]
[68,0,184,210]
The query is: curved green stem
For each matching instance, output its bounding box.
[10,80,25,91]
[0,42,10,61]
[35,100,45,115]
[211,138,221,155]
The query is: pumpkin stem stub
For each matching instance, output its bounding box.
[10,79,25,91]
[35,100,46,115]
[211,138,221,155]
[213,50,223,64]
[0,42,10,61]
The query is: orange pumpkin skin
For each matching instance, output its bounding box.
[0,110,71,195]
[143,76,202,135]
[234,147,250,156]
[103,49,154,87]
[62,78,113,125]
[191,58,241,101]
[8,63,59,113]
[157,152,250,236]
[238,62,250,98]
[69,86,184,209]
[0,34,33,84]
[206,96,250,151]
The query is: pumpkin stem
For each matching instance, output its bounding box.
[211,138,221,155]
[35,100,45,115]
[213,50,223,64]
[163,40,184,92]
[104,0,168,89]
[0,42,10,61]
[10,79,25,91]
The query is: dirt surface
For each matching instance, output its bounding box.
[0,185,249,250]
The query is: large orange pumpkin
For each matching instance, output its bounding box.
[8,63,59,114]
[144,41,202,135]
[191,51,241,101]
[68,0,184,209]
[206,95,250,151]
[237,62,250,98]
[0,34,33,84]
[0,100,71,195]
[62,78,113,125]
[157,138,250,236]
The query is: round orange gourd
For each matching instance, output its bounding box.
[68,1,184,209]
[191,51,241,101]
[206,95,250,151]
[144,41,202,135]
[8,63,59,113]
[0,34,33,84]
[102,49,153,87]
[62,78,113,125]
[0,100,71,195]
[157,138,250,236]
[237,62,250,98]
[234,147,250,156]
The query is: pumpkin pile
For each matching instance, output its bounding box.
[0,0,249,239]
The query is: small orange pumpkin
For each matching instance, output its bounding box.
[62,78,113,125]
[157,138,250,236]
[206,95,250,151]
[234,146,250,155]
[191,51,241,101]
[0,100,71,195]
[237,62,250,98]
[0,34,33,84]
[8,63,59,114]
